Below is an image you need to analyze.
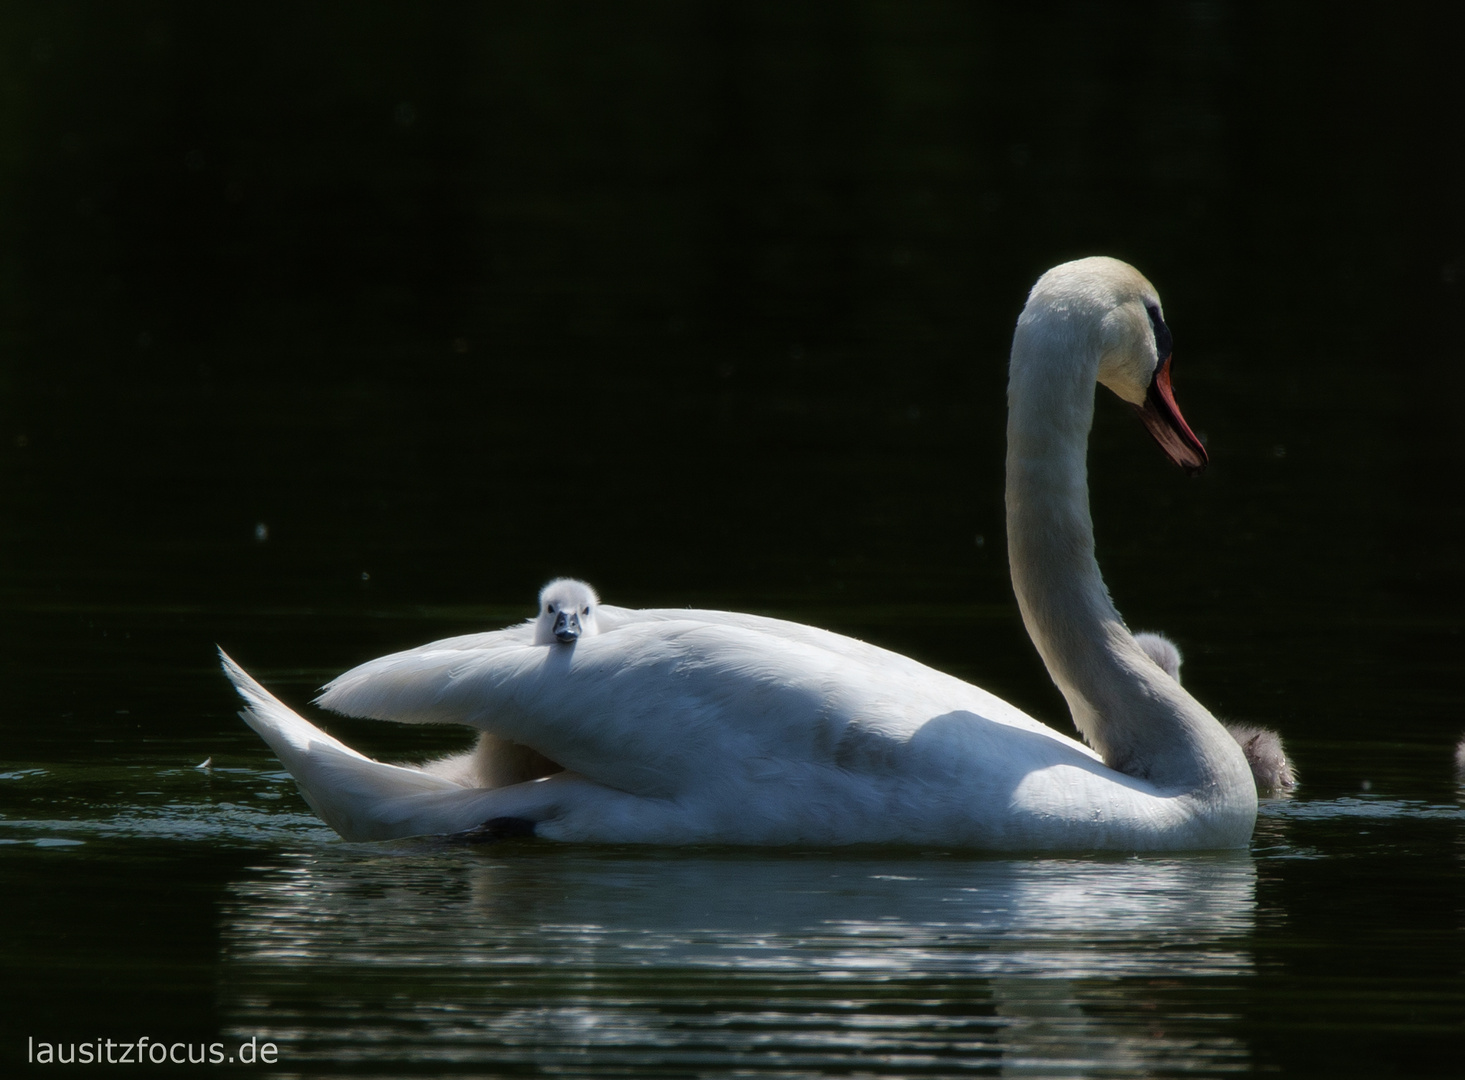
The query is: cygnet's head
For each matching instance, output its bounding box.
[533,578,600,645]
[1134,631,1183,683]
[1226,724,1298,795]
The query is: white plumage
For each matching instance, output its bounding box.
[223,256,1258,850]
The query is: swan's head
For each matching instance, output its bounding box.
[1020,256,1208,474]
[533,578,600,645]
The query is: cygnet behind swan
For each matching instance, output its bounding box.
[534,577,600,645]
[1133,631,1183,683]
[1133,631,1297,795]
[423,578,599,788]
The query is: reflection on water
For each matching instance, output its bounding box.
[0,763,337,848]
[220,848,1256,1076]
[1263,796,1465,822]
[8,756,1465,1075]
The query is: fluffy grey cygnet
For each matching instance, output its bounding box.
[427,579,601,789]
[533,577,601,645]
[1134,631,1298,795]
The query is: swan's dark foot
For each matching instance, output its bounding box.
[454,816,539,842]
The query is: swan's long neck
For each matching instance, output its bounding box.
[1004,311,1246,796]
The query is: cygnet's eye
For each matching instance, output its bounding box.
[545,604,555,614]
[581,606,590,615]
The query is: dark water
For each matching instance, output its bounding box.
[3,3,1464,1077]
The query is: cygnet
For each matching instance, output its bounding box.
[426,579,600,788]
[1134,631,1297,795]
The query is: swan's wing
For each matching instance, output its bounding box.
[597,605,934,674]
[316,617,1082,800]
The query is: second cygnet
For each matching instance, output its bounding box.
[1134,631,1298,795]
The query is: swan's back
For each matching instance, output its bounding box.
[318,607,1097,800]
[308,605,1254,849]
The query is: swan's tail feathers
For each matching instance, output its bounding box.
[219,648,502,842]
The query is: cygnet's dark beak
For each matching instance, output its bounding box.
[552,609,581,644]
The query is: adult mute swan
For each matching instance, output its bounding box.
[1134,631,1297,794]
[223,256,1257,849]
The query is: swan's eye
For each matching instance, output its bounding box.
[1145,304,1173,361]
[581,606,590,615]
[545,605,555,614]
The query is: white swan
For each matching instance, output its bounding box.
[223,256,1257,849]
[1133,631,1297,794]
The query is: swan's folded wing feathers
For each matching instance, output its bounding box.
[320,621,847,799]
[315,641,549,725]
[315,618,1088,802]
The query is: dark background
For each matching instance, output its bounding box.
[4,2,1462,761]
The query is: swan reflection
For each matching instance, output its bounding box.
[220,849,1255,1074]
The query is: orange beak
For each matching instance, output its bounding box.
[1133,354,1208,475]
